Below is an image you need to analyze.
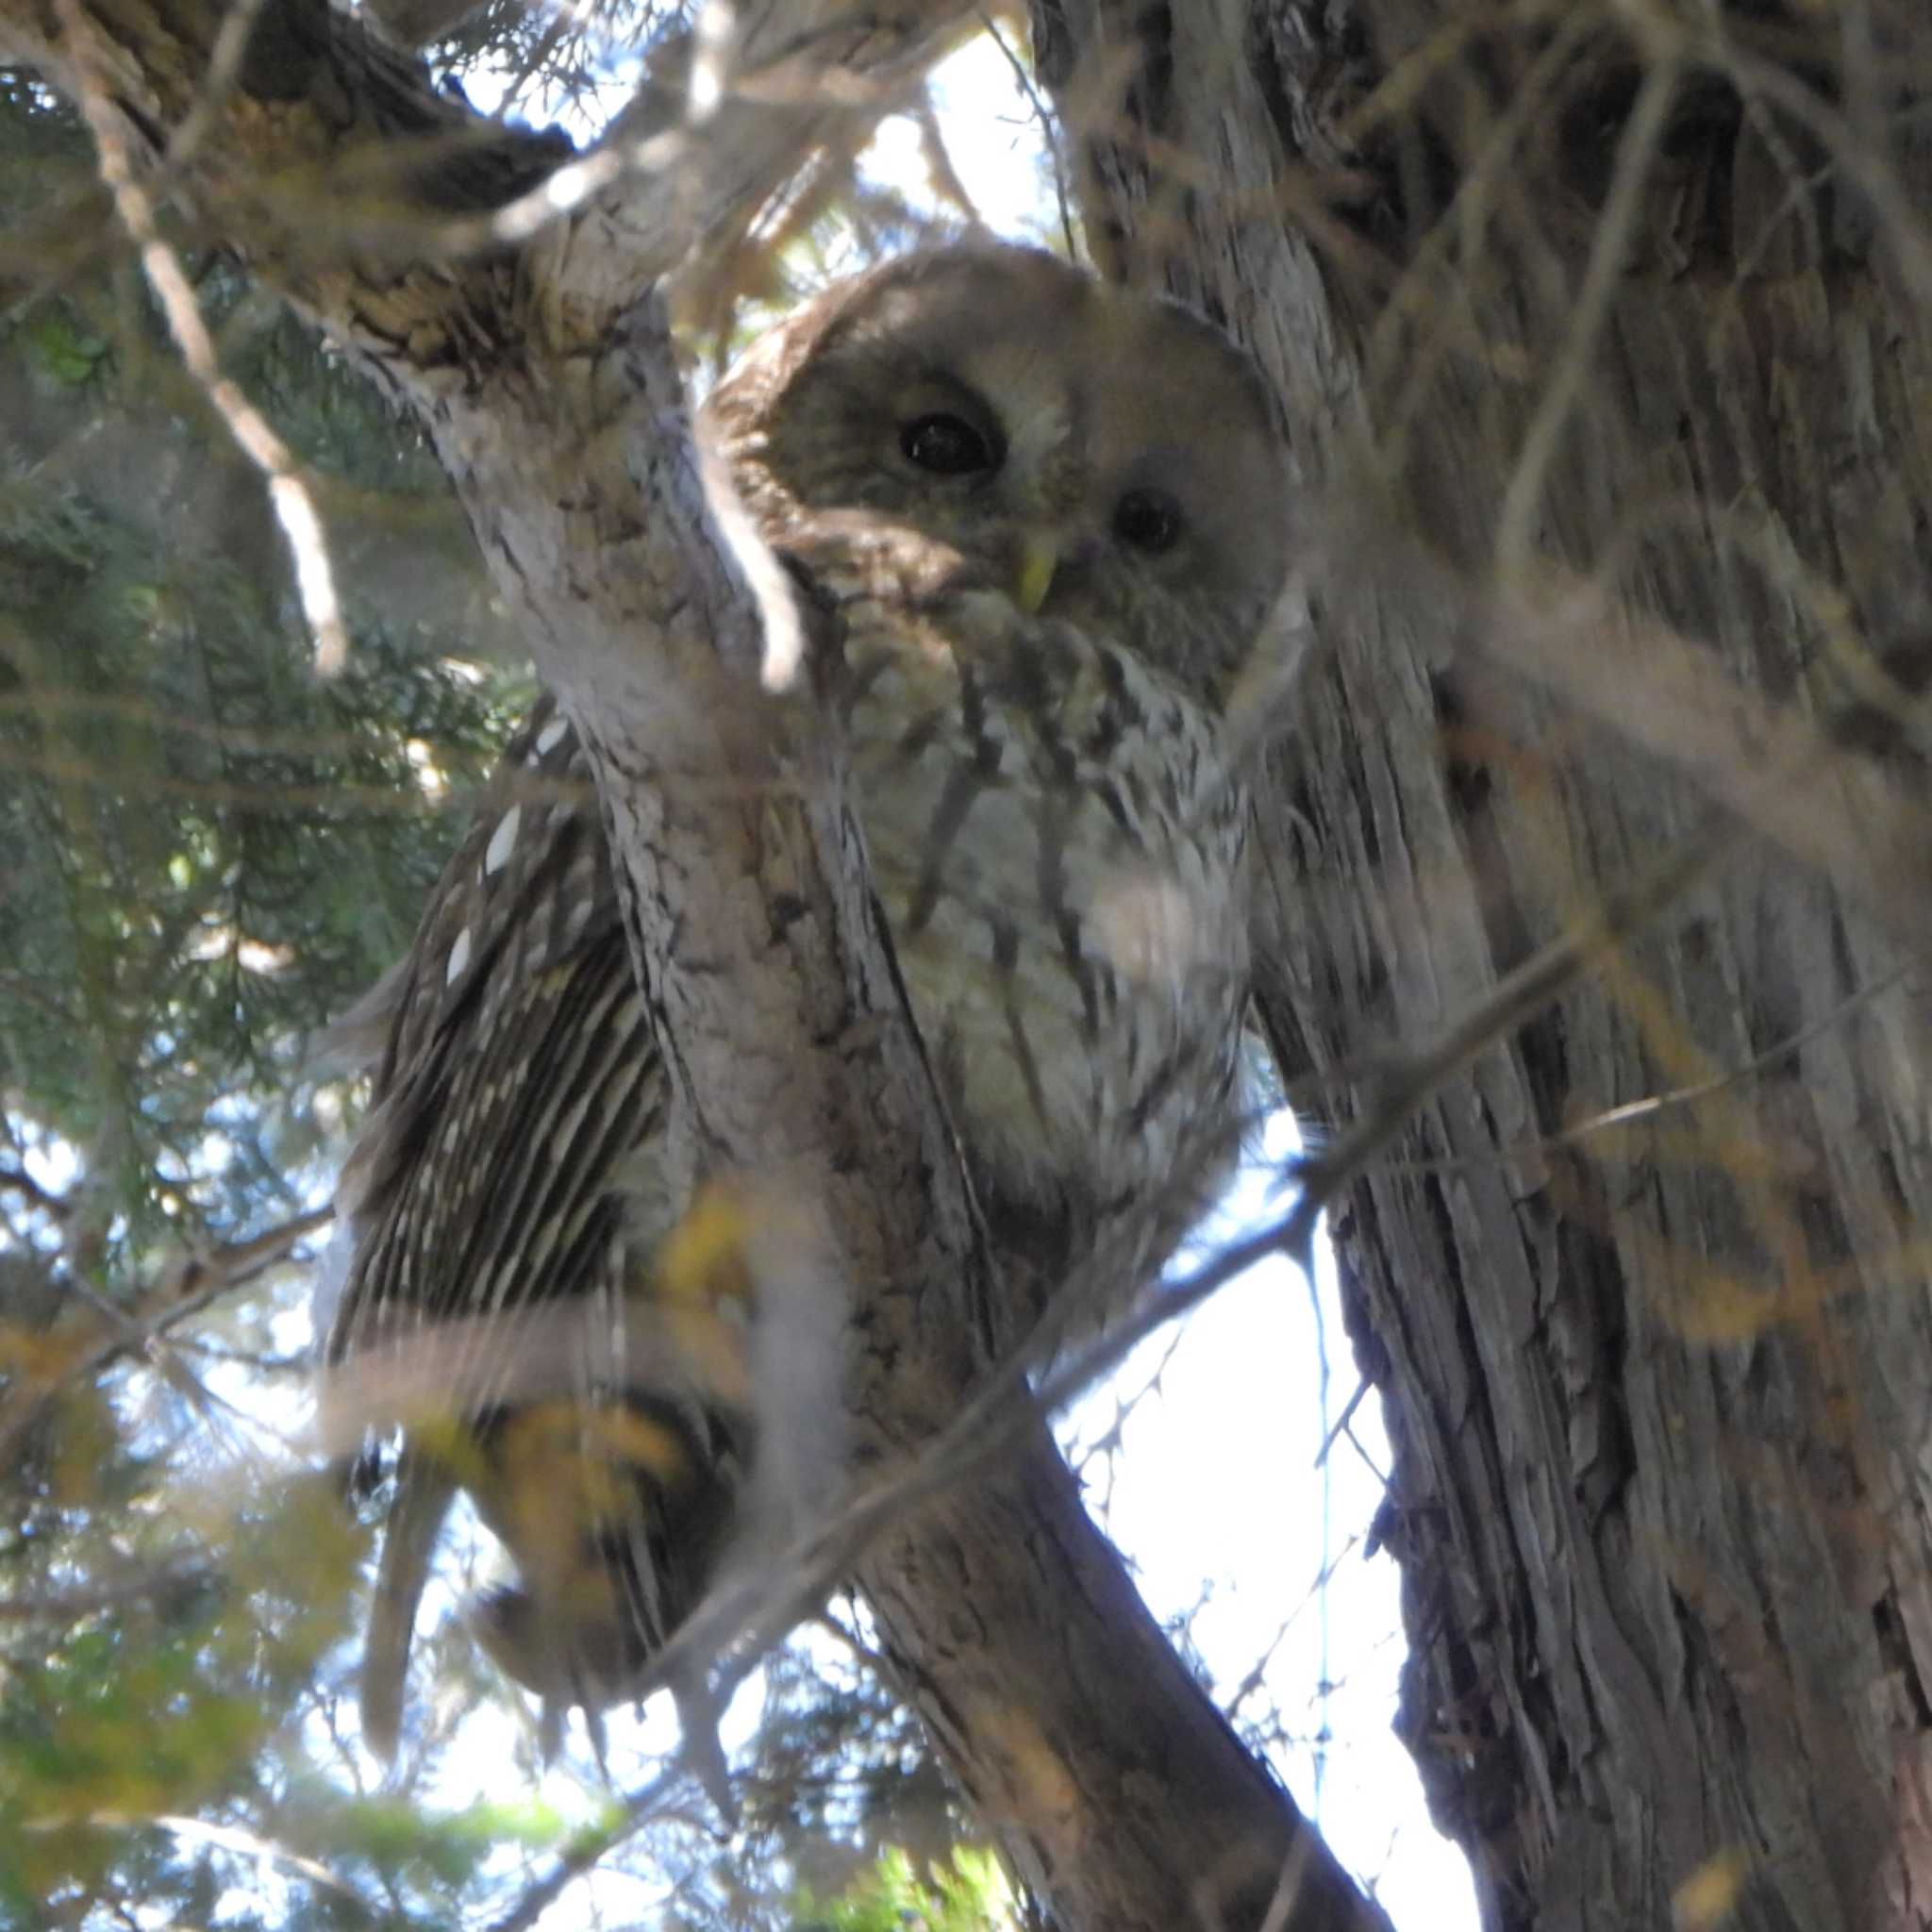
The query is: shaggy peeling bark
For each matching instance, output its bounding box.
[1035,0,1932,1925]
[0,0,1391,1924]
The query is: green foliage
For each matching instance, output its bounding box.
[0,462,515,1244]
[794,1846,1014,1932]
[16,308,109,391]
[0,88,525,1257]
[0,75,579,1932]
[0,1470,363,1930]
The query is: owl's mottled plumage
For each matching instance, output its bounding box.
[323,242,1292,1763]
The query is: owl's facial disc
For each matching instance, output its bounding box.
[701,242,1293,693]
[880,344,1217,622]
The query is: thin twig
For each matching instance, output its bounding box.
[487,1765,690,1932]
[160,0,279,176]
[978,8,1078,258]
[1313,1376,1370,1472]
[0,1560,210,1623]
[0,1160,73,1219]
[0,1206,332,1463]
[1362,964,1912,1181]
[1496,56,1679,571]
[22,1811,370,1913]
[50,0,351,674]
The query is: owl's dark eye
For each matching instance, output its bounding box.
[1113,488,1184,554]
[901,412,1000,476]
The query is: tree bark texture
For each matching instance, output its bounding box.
[1034,0,1932,1926]
[0,0,1393,1924]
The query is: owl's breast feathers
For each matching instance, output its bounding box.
[325,643,1249,1747]
[842,596,1249,1240]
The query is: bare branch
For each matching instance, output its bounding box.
[51,0,350,673]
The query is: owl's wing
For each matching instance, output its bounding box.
[330,695,641,1326]
[324,696,742,1760]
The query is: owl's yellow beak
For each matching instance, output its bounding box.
[1014,536,1058,615]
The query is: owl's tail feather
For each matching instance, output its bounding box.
[360,1444,457,1762]
[469,1579,741,1825]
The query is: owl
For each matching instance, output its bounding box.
[321,242,1293,1768]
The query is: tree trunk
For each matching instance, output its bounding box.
[1035,0,1932,1925]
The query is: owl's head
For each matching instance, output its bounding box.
[701,243,1293,706]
